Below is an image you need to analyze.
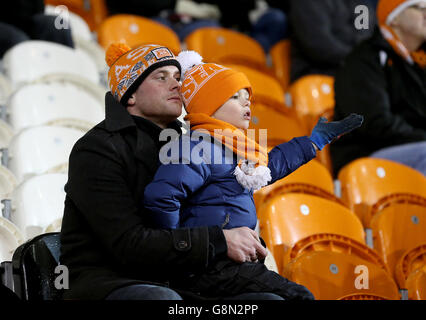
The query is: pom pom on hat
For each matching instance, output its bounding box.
[177,50,203,77]
[105,42,132,67]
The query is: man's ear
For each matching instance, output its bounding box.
[127,93,136,107]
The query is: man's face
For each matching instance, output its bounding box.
[392,3,426,41]
[127,65,182,128]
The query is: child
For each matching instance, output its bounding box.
[144,51,363,300]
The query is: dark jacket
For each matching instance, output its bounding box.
[60,92,227,300]
[289,0,374,82]
[144,133,316,229]
[331,28,426,177]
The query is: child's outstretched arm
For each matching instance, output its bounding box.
[267,114,363,184]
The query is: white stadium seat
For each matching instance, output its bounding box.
[9,173,67,240]
[0,165,17,198]
[8,82,104,133]
[0,216,24,261]
[7,125,85,182]
[2,40,100,89]
[0,119,14,149]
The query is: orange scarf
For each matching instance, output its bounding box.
[380,25,426,68]
[184,113,268,166]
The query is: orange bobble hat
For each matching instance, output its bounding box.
[377,0,426,25]
[176,50,252,116]
[105,42,181,104]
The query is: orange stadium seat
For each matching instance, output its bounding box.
[45,0,108,31]
[184,27,268,72]
[269,39,291,92]
[395,243,426,290]
[370,195,426,284]
[287,75,335,173]
[253,160,341,211]
[248,102,307,149]
[287,74,335,131]
[224,64,285,105]
[405,265,426,300]
[338,158,426,227]
[283,249,400,300]
[97,14,181,54]
[257,193,365,273]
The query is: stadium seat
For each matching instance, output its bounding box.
[45,0,108,31]
[0,73,12,105]
[8,82,104,133]
[338,293,392,300]
[370,196,426,283]
[0,119,14,149]
[283,250,400,300]
[338,158,426,227]
[395,243,426,290]
[44,5,107,74]
[254,160,341,211]
[257,193,365,273]
[185,27,268,72]
[0,217,24,262]
[0,165,17,198]
[7,125,85,183]
[2,40,100,89]
[97,14,181,54]
[224,64,285,105]
[9,174,67,240]
[287,74,335,131]
[11,232,62,300]
[249,102,307,149]
[269,39,291,92]
[405,265,426,300]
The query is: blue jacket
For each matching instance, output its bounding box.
[144,132,316,230]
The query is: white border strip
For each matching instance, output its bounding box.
[386,0,425,24]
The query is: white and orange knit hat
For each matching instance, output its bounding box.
[377,0,426,25]
[176,51,252,116]
[106,43,181,104]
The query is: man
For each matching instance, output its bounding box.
[331,0,426,177]
[60,43,274,300]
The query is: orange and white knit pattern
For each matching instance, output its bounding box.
[106,43,178,102]
[178,51,252,116]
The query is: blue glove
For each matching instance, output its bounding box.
[309,113,364,150]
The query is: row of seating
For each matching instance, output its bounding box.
[255,158,426,300]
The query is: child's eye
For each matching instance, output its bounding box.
[232,95,239,99]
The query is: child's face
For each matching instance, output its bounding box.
[211,89,251,130]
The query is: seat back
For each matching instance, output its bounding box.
[224,64,285,105]
[395,243,426,289]
[283,250,400,300]
[2,41,99,88]
[8,126,85,183]
[12,232,62,300]
[258,193,365,272]
[249,102,307,149]
[0,165,17,198]
[185,27,267,70]
[97,14,181,54]
[9,82,104,133]
[287,74,335,131]
[371,199,426,281]
[254,160,335,211]
[338,158,426,226]
[10,174,67,240]
[406,265,426,300]
[45,0,108,31]
[269,39,291,91]
[0,217,24,262]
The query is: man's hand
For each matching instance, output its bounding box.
[223,227,267,263]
